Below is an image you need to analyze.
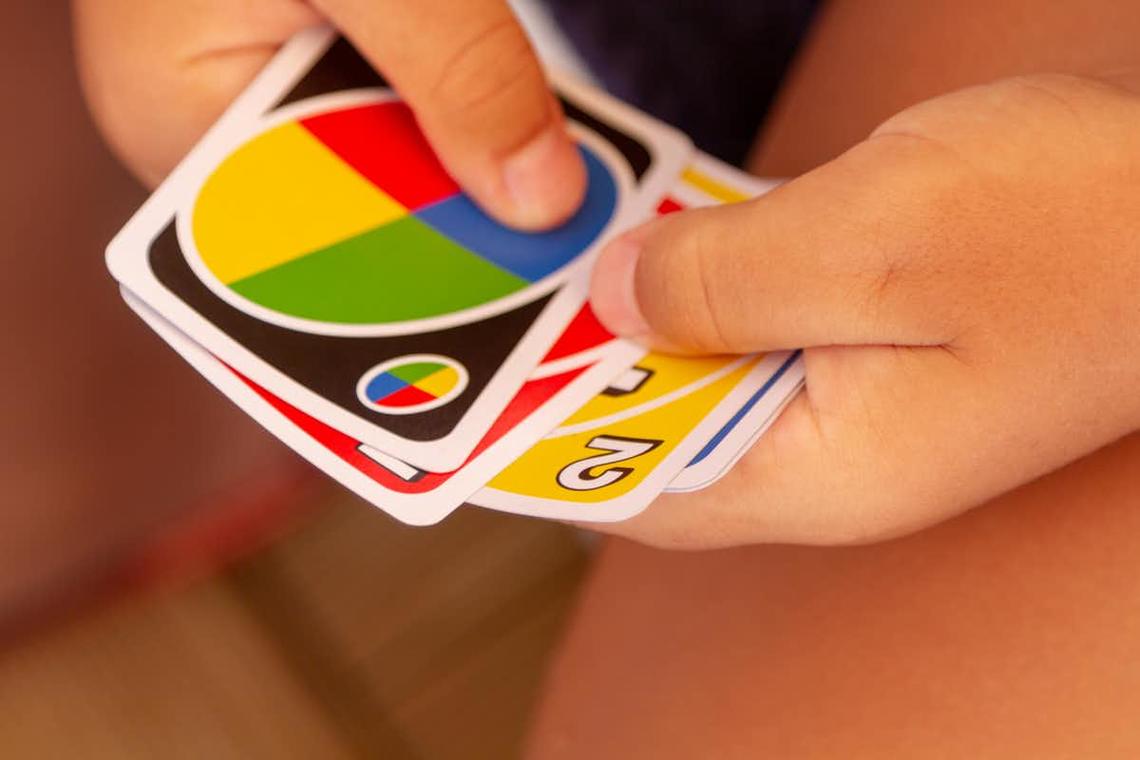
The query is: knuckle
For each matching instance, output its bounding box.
[873,73,1091,139]
[638,215,734,352]
[863,119,966,174]
[868,107,928,142]
[988,74,1095,131]
[691,223,739,351]
[427,19,548,144]
[995,74,1140,148]
[859,225,920,333]
[634,227,690,341]
[999,73,1089,107]
[838,141,972,340]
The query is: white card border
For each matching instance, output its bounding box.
[469,351,791,522]
[106,26,691,471]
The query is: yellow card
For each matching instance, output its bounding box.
[470,352,794,521]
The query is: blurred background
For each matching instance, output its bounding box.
[0,4,594,757]
[13,2,1140,758]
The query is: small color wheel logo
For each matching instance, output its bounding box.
[357,355,469,415]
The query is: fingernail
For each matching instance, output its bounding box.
[501,125,587,230]
[590,235,650,338]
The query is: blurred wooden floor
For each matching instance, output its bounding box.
[0,494,590,759]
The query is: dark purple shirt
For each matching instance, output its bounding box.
[544,0,820,164]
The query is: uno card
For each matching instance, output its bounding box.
[123,287,642,525]
[666,351,804,492]
[107,27,690,472]
[651,155,804,493]
[667,152,781,209]
[468,350,796,522]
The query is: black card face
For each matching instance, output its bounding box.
[109,28,689,470]
[149,221,558,443]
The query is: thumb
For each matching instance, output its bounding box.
[589,140,963,353]
[319,0,586,230]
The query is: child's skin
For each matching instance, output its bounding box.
[78,0,1140,753]
[73,0,586,231]
[589,67,1140,547]
[77,0,1139,553]
[528,1,1140,756]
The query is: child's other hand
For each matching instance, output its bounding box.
[72,0,585,230]
[590,74,1140,548]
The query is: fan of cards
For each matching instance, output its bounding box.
[107,28,804,526]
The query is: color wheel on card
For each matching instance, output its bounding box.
[356,354,468,415]
[177,91,623,337]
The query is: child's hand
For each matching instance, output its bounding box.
[72,0,584,230]
[590,74,1140,548]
